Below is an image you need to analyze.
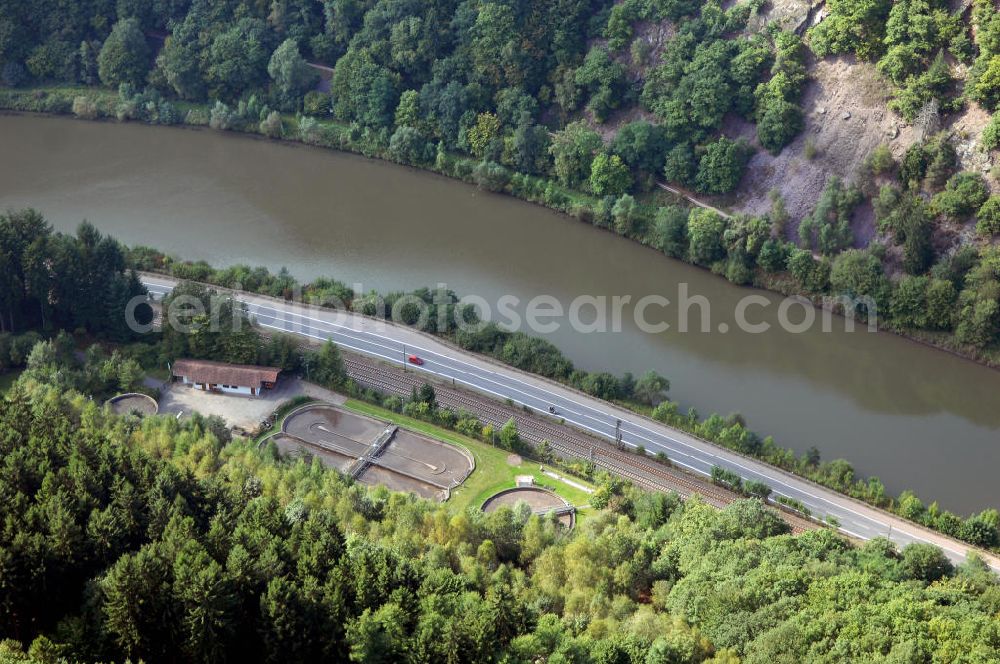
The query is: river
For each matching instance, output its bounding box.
[2,112,998,514]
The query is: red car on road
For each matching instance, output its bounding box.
[407,354,424,366]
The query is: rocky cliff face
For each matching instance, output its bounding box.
[733,0,995,238]
[753,0,823,34]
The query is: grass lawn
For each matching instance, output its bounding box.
[0,370,22,394]
[343,399,595,514]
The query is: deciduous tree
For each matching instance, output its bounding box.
[98,18,150,88]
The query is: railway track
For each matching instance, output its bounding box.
[241,334,810,532]
[343,357,743,510]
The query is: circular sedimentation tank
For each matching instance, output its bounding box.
[481,486,575,528]
[106,392,159,417]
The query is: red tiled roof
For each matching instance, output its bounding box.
[171,359,280,389]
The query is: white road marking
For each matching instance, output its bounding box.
[146,277,999,570]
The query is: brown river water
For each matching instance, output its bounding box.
[1,113,998,514]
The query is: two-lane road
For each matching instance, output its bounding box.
[142,275,1000,571]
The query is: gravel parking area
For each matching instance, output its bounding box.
[158,377,343,430]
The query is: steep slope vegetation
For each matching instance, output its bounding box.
[1,383,999,662]
[5,0,1000,358]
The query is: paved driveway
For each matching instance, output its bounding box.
[158,377,344,430]
[141,274,1000,570]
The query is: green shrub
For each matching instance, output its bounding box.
[807,0,891,61]
[473,161,511,192]
[651,206,689,258]
[209,101,236,130]
[695,138,751,194]
[687,208,728,265]
[663,142,696,186]
[976,195,1000,236]
[259,110,283,138]
[797,177,861,255]
[611,194,642,235]
[72,95,99,120]
[830,249,892,311]
[787,248,831,292]
[303,90,330,116]
[867,143,895,174]
[982,114,1000,152]
[891,275,929,328]
[388,126,433,165]
[755,94,803,154]
[758,239,791,273]
[931,172,989,219]
[590,153,632,196]
[185,108,210,126]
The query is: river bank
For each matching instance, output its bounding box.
[138,271,1000,563]
[3,106,1000,517]
[3,85,998,372]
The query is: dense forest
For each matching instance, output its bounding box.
[5,207,998,556]
[0,0,801,191]
[5,0,1000,356]
[1,381,1000,662]
[0,209,148,340]
[6,4,1000,655]
[1,213,1000,659]
[127,235,1000,554]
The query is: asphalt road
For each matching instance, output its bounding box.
[142,275,1000,570]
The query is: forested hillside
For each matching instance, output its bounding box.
[0,210,147,340]
[7,6,1000,658]
[1,382,999,663]
[3,0,1000,534]
[0,0,794,192]
[5,0,1000,358]
[1,205,995,557]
